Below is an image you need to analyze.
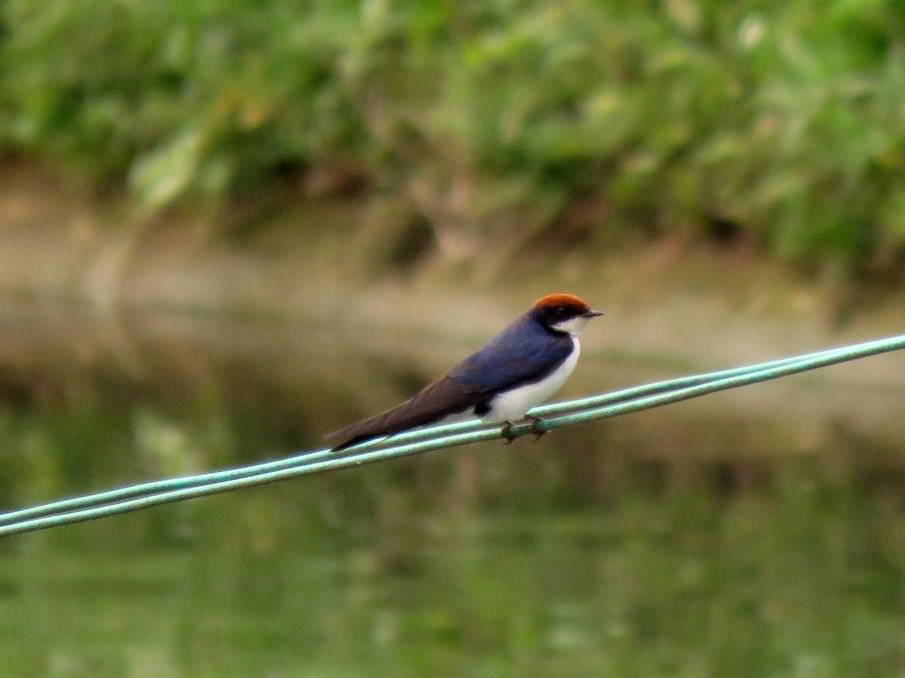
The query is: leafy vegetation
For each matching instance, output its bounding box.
[1,0,903,274]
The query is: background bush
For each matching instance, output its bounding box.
[1,0,903,275]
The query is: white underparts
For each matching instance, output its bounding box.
[481,337,580,423]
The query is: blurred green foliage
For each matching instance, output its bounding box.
[1,0,904,273]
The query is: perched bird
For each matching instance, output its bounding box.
[326,293,602,450]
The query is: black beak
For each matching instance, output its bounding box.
[583,310,604,318]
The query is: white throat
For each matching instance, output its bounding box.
[551,315,592,337]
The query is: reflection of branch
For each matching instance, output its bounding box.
[85,217,156,311]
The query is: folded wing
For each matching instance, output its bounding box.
[448,316,573,391]
[325,376,485,450]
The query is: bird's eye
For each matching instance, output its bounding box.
[556,306,568,316]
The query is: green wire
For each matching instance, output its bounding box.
[1,334,902,537]
[0,342,859,526]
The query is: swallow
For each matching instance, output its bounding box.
[325,293,602,450]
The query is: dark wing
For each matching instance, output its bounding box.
[327,314,572,450]
[325,376,484,450]
[448,315,573,392]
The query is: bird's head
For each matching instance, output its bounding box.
[530,293,603,337]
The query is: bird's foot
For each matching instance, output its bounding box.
[501,421,518,445]
[525,414,547,441]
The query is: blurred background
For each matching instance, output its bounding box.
[1,1,904,676]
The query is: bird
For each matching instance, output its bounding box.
[325,293,602,450]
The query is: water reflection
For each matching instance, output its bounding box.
[0,303,903,676]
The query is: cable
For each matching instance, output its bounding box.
[1,334,902,537]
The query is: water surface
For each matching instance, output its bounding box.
[0,304,903,677]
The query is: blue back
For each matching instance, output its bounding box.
[448,312,573,393]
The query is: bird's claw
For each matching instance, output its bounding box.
[525,414,547,441]
[501,421,517,445]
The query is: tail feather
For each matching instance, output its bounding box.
[325,376,482,450]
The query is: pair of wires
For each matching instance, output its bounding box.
[1,335,902,537]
